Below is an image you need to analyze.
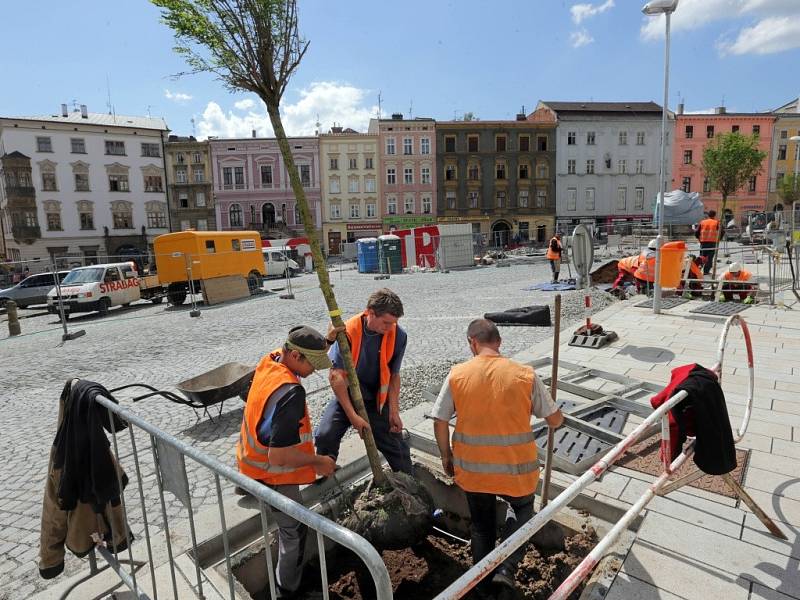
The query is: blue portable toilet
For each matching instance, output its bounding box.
[356,238,379,273]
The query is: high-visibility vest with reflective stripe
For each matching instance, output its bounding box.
[546,237,562,261]
[634,250,656,282]
[237,350,316,485]
[688,261,703,280]
[723,270,752,282]
[346,312,396,412]
[449,355,539,497]
[698,218,720,243]
[618,255,640,275]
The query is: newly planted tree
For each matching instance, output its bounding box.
[702,132,767,278]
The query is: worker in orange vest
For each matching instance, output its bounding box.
[612,255,641,293]
[720,262,756,303]
[696,210,721,275]
[678,255,706,298]
[633,239,658,294]
[546,232,563,283]
[432,319,564,593]
[237,325,338,597]
[315,288,412,474]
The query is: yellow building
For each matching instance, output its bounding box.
[769,97,800,212]
[319,127,379,255]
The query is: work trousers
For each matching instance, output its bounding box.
[267,483,307,594]
[612,270,638,291]
[314,397,413,474]
[465,490,535,574]
[722,282,754,302]
[549,259,560,282]
[700,242,716,274]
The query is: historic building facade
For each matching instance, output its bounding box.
[768,97,800,213]
[0,106,169,268]
[164,136,216,231]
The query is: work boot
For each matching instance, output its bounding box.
[491,566,516,591]
[743,296,755,305]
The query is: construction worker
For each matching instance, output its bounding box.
[633,239,657,294]
[315,288,412,474]
[720,262,756,303]
[612,254,641,293]
[237,325,338,598]
[697,210,721,275]
[678,255,706,298]
[546,232,563,283]
[432,319,564,593]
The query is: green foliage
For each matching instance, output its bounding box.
[777,173,800,207]
[151,0,308,102]
[702,132,767,204]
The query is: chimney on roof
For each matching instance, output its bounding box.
[391,113,403,120]
[677,102,684,115]
[252,129,257,138]
[331,125,343,134]
[80,105,88,118]
[715,106,726,115]
[60,104,68,117]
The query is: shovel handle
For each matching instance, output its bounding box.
[541,294,561,508]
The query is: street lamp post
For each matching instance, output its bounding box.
[790,135,800,234]
[642,0,679,315]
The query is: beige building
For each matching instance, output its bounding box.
[319,127,379,255]
[768,97,800,212]
[164,136,216,231]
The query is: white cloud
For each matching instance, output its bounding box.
[570,29,595,47]
[640,0,800,57]
[164,89,193,103]
[196,81,378,140]
[234,98,256,110]
[718,15,800,55]
[570,0,615,24]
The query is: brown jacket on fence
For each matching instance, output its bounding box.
[39,379,131,579]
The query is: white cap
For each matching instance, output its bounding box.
[729,262,742,273]
[648,239,657,250]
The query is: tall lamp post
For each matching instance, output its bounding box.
[791,135,800,234]
[642,0,679,315]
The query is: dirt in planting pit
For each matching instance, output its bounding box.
[282,526,597,600]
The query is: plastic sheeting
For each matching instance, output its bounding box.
[652,189,705,225]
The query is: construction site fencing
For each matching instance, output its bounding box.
[764,242,800,305]
[435,313,759,600]
[74,389,392,600]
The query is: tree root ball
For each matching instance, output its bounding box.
[342,471,435,550]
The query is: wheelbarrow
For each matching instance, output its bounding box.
[110,362,256,422]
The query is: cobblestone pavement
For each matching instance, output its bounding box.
[0,261,614,598]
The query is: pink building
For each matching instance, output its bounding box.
[672,108,774,223]
[369,115,436,231]
[210,136,320,235]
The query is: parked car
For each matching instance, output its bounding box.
[46,263,141,318]
[0,271,70,308]
[262,247,300,278]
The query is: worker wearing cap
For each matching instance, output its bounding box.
[432,319,564,593]
[546,232,563,283]
[697,210,722,275]
[237,325,338,598]
[720,262,755,303]
[633,239,658,294]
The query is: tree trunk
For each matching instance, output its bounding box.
[264,102,387,486]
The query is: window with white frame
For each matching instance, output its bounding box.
[45,202,62,231]
[349,177,359,193]
[386,168,396,185]
[176,167,187,183]
[349,157,357,169]
[193,166,205,183]
[37,136,53,152]
[146,203,168,228]
[111,200,134,228]
[105,140,126,156]
[223,167,233,187]
[567,131,576,145]
[71,138,86,154]
[567,159,576,175]
[41,167,57,191]
[404,195,415,214]
[350,202,360,219]
[75,172,90,191]
[330,203,341,219]
[298,165,311,187]
[195,191,206,207]
[468,191,479,209]
[260,165,273,186]
[365,177,376,193]
[330,157,339,170]
[496,191,506,208]
[618,160,627,174]
[192,152,202,163]
[78,201,95,229]
[176,152,185,163]
[536,189,546,208]
[496,161,506,180]
[537,162,548,179]
[586,159,595,174]
[365,157,374,169]
[178,192,189,208]
[229,203,243,226]
[403,138,413,155]
[514,189,526,208]
[617,187,627,211]
[404,167,413,184]
[635,159,645,174]
[109,173,129,192]
[422,195,432,214]
[329,177,340,194]
[446,164,457,181]
[585,188,595,211]
[447,191,457,209]
[141,143,161,157]
[567,188,577,211]
[180,219,191,231]
[144,175,163,192]
[387,196,397,214]
[234,166,245,187]
[618,131,627,145]
[367,202,376,218]
[420,137,431,155]
[586,131,596,145]
[421,167,431,184]
[197,219,208,231]
[635,187,645,210]
[386,138,396,155]
[636,131,645,145]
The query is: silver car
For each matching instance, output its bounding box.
[0,272,70,308]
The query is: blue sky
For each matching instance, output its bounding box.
[1,0,798,138]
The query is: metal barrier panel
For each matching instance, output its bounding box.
[83,392,392,600]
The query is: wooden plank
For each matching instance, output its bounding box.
[201,275,250,305]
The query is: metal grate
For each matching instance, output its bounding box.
[690,302,750,316]
[635,297,689,310]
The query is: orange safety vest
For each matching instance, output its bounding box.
[237,350,316,485]
[618,255,640,275]
[634,251,656,282]
[546,237,562,261]
[723,270,752,283]
[698,218,720,243]
[688,261,702,280]
[345,312,396,412]
[449,355,539,497]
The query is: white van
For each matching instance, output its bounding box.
[47,262,141,318]
[262,247,300,278]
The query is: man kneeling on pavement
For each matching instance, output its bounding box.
[433,319,564,593]
[720,262,756,303]
[237,325,339,598]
